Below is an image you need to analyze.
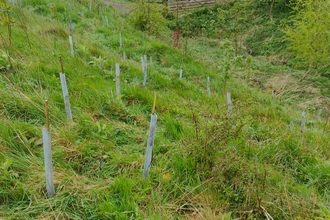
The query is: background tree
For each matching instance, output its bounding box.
[0,0,13,45]
[129,0,166,35]
[284,0,330,81]
[253,0,293,22]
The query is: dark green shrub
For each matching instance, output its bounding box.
[129,0,167,35]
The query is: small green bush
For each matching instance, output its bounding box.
[129,0,167,35]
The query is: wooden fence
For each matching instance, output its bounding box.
[167,0,216,11]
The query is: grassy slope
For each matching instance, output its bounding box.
[0,0,330,219]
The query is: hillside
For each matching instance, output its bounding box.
[0,0,330,219]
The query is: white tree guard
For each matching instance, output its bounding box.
[143,113,157,178]
[105,16,109,26]
[142,57,147,87]
[68,3,72,12]
[69,16,73,34]
[227,91,232,115]
[143,55,147,72]
[318,109,322,121]
[207,76,210,96]
[60,73,73,120]
[42,128,55,198]
[115,63,120,97]
[119,32,123,48]
[301,111,305,132]
[69,35,74,57]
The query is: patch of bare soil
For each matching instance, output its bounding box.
[297,96,330,110]
[265,75,329,110]
[103,0,134,14]
[265,74,299,95]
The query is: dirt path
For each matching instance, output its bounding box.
[103,0,134,14]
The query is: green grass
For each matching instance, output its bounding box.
[0,0,330,219]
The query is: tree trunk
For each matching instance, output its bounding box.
[269,0,275,22]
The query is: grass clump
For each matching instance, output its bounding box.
[0,0,330,219]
